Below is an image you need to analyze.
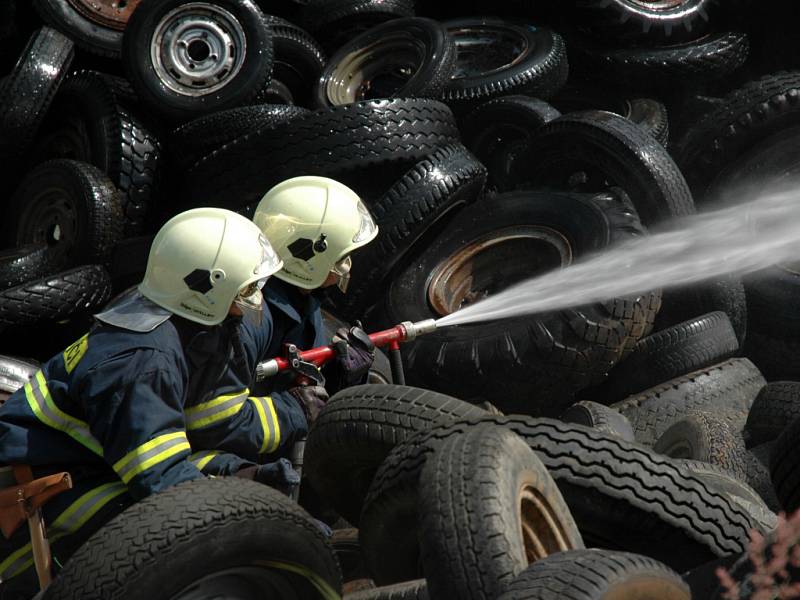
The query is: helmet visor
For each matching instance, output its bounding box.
[331,256,352,293]
[234,276,268,325]
[255,233,284,278]
[352,199,378,244]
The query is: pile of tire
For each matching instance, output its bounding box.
[1,0,800,597]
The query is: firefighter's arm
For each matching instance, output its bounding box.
[79,348,203,500]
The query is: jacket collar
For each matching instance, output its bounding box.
[263,279,320,324]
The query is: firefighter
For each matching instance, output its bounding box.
[0,207,309,596]
[251,176,381,418]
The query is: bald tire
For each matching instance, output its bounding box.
[360,417,764,583]
[419,425,583,600]
[497,549,690,600]
[42,478,342,600]
[345,580,428,600]
[304,384,486,525]
[611,358,766,447]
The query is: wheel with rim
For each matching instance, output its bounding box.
[0,244,57,292]
[315,17,455,108]
[122,0,274,122]
[442,18,568,105]
[32,0,141,57]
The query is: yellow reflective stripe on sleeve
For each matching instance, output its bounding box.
[24,371,103,456]
[113,431,191,484]
[249,396,280,455]
[189,450,221,471]
[185,389,249,430]
[63,333,89,374]
[0,481,127,581]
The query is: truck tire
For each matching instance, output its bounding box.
[744,382,800,449]
[304,384,486,525]
[0,244,56,291]
[41,478,342,600]
[32,0,130,58]
[770,416,800,513]
[265,15,326,109]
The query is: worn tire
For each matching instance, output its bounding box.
[498,549,690,600]
[31,71,162,236]
[744,382,800,449]
[170,104,310,171]
[560,401,636,443]
[360,416,767,580]
[304,384,486,525]
[0,245,57,291]
[184,98,460,211]
[41,477,342,600]
[653,411,749,481]
[326,143,487,319]
[596,312,739,402]
[0,27,74,157]
[744,329,800,381]
[419,425,583,600]
[316,17,455,108]
[503,110,695,227]
[122,0,274,122]
[32,0,125,58]
[5,160,124,268]
[611,358,766,446]
[769,416,800,513]
[265,15,326,109]
[346,580,428,600]
[460,95,561,187]
[0,265,112,328]
[674,459,771,517]
[369,190,661,416]
[741,449,780,513]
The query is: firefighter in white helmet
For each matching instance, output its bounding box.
[0,208,309,594]
[252,176,380,421]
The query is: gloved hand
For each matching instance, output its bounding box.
[331,322,375,387]
[288,385,329,425]
[234,458,300,496]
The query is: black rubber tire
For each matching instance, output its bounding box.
[0,354,40,394]
[573,0,715,44]
[300,0,415,52]
[769,416,800,513]
[741,449,780,513]
[183,98,460,211]
[320,310,393,385]
[346,580,428,600]
[746,263,800,343]
[744,329,800,381]
[611,358,765,447]
[442,18,568,105]
[560,401,636,442]
[32,0,123,58]
[122,0,274,123]
[744,382,800,449]
[654,275,748,347]
[676,72,800,202]
[0,265,112,328]
[369,190,661,416]
[0,27,74,157]
[265,15,326,109]
[4,160,124,268]
[170,104,311,171]
[503,110,695,227]
[360,416,767,581]
[0,244,57,291]
[41,478,342,600]
[596,312,739,402]
[653,411,749,481]
[326,143,487,320]
[460,95,561,187]
[497,549,690,600]
[30,71,162,236]
[419,425,583,600]
[316,17,455,108]
[571,31,750,89]
[304,384,486,525]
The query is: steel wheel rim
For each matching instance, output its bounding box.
[16,190,80,263]
[427,227,573,317]
[622,0,688,10]
[66,0,143,30]
[448,25,529,79]
[151,2,247,97]
[519,484,575,563]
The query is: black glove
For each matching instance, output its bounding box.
[288,385,329,425]
[234,458,300,496]
[331,322,375,387]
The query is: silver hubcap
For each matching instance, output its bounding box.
[151,2,247,97]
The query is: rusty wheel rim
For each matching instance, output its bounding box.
[519,484,576,563]
[427,227,573,318]
[66,0,143,31]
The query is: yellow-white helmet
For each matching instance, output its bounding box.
[253,176,378,291]
[139,207,283,325]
